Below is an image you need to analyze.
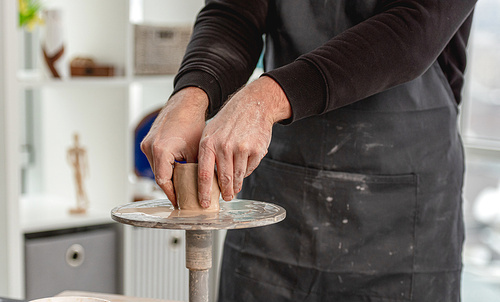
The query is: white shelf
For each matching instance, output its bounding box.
[17,70,176,89]
[21,194,115,234]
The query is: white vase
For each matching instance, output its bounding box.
[41,9,68,78]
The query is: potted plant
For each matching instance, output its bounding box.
[18,0,44,31]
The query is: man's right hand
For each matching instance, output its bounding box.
[140,87,208,207]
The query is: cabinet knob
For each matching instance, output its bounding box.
[170,236,182,248]
[66,243,85,267]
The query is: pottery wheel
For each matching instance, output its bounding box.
[111,199,286,230]
[111,199,286,302]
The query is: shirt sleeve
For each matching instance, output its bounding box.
[173,0,268,119]
[265,0,477,123]
[174,0,477,122]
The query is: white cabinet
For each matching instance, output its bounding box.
[1,0,204,299]
[25,225,119,301]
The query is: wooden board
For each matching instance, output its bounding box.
[56,291,180,302]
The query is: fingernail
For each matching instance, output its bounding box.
[223,195,233,201]
[200,199,210,208]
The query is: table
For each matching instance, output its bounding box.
[57,291,179,302]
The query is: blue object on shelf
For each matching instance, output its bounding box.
[134,108,161,180]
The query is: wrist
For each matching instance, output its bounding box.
[255,76,292,123]
[169,87,209,113]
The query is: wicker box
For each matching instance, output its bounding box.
[134,24,192,75]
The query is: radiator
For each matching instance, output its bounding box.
[127,227,226,302]
[129,227,189,301]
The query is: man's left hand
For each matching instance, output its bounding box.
[197,76,292,207]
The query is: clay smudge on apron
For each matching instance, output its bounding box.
[327,133,352,155]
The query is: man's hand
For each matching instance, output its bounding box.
[140,87,208,207]
[197,76,292,207]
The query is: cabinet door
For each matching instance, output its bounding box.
[25,227,117,300]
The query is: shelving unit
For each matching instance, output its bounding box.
[1,0,204,299]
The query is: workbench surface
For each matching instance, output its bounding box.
[57,291,180,302]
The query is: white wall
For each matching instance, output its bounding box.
[41,0,129,75]
[39,87,129,210]
[0,0,8,294]
[140,0,204,24]
[0,1,23,298]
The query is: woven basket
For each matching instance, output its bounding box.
[134,24,192,75]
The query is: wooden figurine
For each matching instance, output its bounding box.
[67,133,89,214]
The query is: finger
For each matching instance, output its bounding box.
[245,151,266,178]
[157,178,177,208]
[152,147,177,207]
[141,137,177,205]
[233,148,248,195]
[140,138,155,174]
[198,138,217,208]
[216,143,234,201]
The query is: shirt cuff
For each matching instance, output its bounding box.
[173,70,222,119]
[263,59,327,124]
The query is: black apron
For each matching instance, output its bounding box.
[218,1,465,301]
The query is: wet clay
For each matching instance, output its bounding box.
[173,162,220,212]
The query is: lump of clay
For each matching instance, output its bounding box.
[173,162,220,212]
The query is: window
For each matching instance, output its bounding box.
[462,0,500,144]
[461,0,500,300]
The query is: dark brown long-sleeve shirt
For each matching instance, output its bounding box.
[173,0,476,123]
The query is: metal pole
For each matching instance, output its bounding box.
[189,269,210,302]
[185,230,213,302]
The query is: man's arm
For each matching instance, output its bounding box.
[145,0,477,207]
[175,0,476,123]
[173,0,269,118]
[266,0,477,122]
